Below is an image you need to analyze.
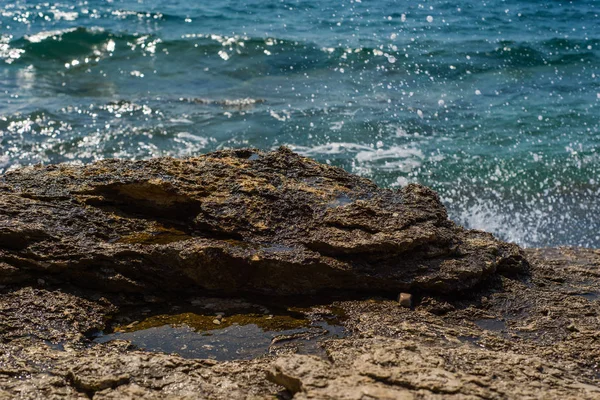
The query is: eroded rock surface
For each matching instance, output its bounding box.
[0,248,599,399]
[1,151,598,399]
[0,147,526,296]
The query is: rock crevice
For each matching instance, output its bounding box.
[0,148,526,296]
[0,151,599,399]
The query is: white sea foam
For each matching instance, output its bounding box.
[176,132,208,144]
[289,142,424,175]
[269,110,291,122]
[182,98,265,109]
[356,148,424,173]
[452,201,541,247]
[0,154,10,169]
[169,118,194,124]
[289,142,373,155]
[25,28,78,43]
[221,98,264,107]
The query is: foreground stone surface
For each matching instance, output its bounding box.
[0,248,599,399]
[0,147,525,295]
[1,151,598,399]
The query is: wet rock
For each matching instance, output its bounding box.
[4,150,600,399]
[0,341,278,399]
[0,147,526,296]
[0,248,599,399]
[418,296,456,315]
[0,286,115,343]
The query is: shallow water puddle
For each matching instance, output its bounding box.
[94,302,347,361]
[457,335,480,345]
[475,318,507,333]
[327,193,353,207]
[577,292,599,301]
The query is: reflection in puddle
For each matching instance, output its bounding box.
[328,193,353,208]
[96,323,332,361]
[475,319,507,332]
[578,292,599,301]
[93,304,347,361]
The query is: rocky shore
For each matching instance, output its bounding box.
[1,148,599,399]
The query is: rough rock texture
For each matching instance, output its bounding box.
[1,151,599,399]
[0,248,599,399]
[0,147,525,296]
[0,339,279,400]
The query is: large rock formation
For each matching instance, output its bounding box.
[0,147,526,296]
[0,151,599,399]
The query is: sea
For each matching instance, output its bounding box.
[1,0,599,248]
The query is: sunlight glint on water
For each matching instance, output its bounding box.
[0,0,599,247]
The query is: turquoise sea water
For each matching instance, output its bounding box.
[1,0,599,247]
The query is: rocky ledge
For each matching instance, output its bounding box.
[0,147,525,295]
[1,149,599,399]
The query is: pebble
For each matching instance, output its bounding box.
[212,319,221,325]
[398,293,412,308]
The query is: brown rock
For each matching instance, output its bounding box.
[5,151,598,400]
[0,248,599,399]
[0,148,527,296]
